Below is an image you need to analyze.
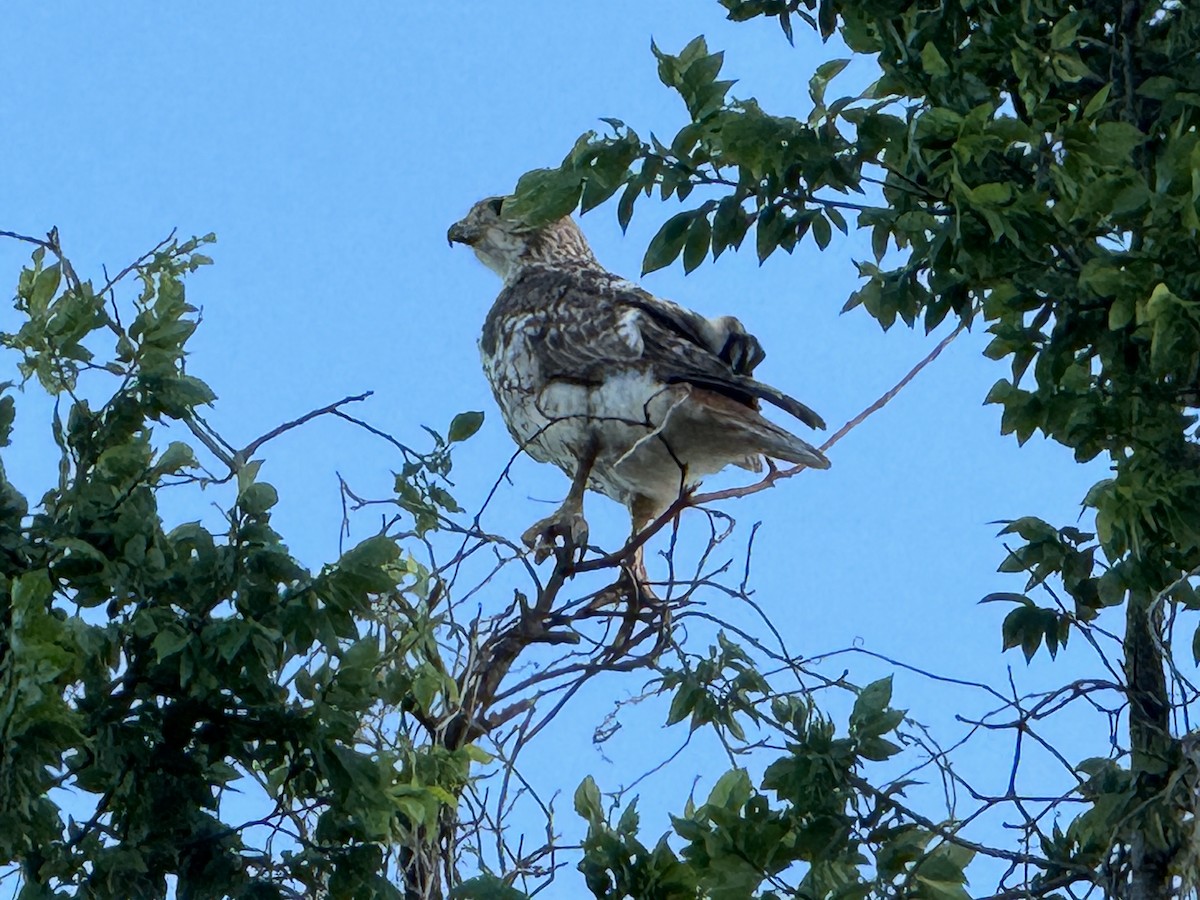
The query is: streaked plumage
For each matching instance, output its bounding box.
[448,197,829,577]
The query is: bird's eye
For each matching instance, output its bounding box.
[487,197,504,215]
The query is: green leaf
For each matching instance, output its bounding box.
[851,677,893,729]
[915,842,974,897]
[152,624,191,661]
[156,374,217,412]
[967,182,1013,207]
[682,213,712,273]
[1079,260,1129,298]
[811,213,832,250]
[617,797,640,835]
[980,592,1032,606]
[1000,605,1060,661]
[0,393,14,447]
[507,167,584,226]
[464,744,493,765]
[1095,122,1146,160]
[712,196,750,259]
[705,768,751,811]
[30,263,62,313]
[914,877,971,900]
[238,482,279,515]
[643,211,694,274]
[617,182,639,232]
[236,458,264,494]
[755,205,787,262]
[920,42,949,77]
[448,410,484,443]
[12,569,52,612]
[914,107,963,143]
[667,680,700,726]
[858,736,902,761]
[429,484,462,513]
[574,776,604,824]
[1083,82,1112,118]
[155,441,197,475]
[340,534,401,573]
[809,58,850,107]
[450,875,527,900]
[818,0,836,38]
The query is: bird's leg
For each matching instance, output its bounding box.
[521,438,597,564]
[592,496,665,607]
[601,501,670,661]
[623,501,660,606]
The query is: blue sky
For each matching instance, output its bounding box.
[1,4,1117,895]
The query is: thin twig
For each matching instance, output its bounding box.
[239,391,374,463]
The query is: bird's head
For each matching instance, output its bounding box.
[448,196,597,280]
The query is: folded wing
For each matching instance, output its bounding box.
[511,266,827,433]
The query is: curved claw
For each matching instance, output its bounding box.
[723,333,764,375]
[521,509,590,564]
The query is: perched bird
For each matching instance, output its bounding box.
[448,196,829,594]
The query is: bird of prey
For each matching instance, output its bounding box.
[448,196,829,594]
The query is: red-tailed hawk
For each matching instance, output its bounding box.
[448,197,829,593]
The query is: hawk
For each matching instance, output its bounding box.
[448,197,829,592]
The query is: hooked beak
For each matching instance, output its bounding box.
[447,221,478,247]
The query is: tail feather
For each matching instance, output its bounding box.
[744,377,826,431]
[679,373,827,430]
[650,386,833,482]
[751,417,831,469]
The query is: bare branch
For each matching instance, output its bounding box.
[238,391,374,463]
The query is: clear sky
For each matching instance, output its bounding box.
[1,4,1113,896]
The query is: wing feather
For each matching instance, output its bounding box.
[600,277,826,430]
[489,265,824,430]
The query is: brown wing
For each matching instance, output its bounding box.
[485,267,646,383]
[598,276,828,431]
[616,289,765,376]
[489,265,825,430]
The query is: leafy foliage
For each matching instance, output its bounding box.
[576,670,974,900]
[10,1,1200,897]
[509,0,1200,894]
[0,236,482,897]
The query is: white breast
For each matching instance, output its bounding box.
[480,312,731,514]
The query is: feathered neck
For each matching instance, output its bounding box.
[505,218,602,282]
